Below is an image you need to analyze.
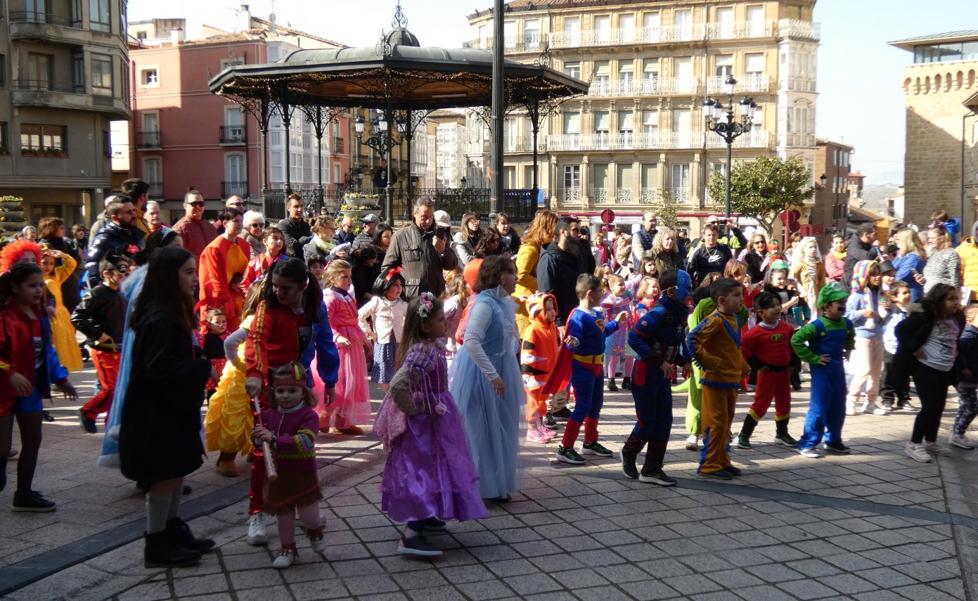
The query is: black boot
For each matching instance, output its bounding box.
[144,530,201,568]
[639,443,675,486]
[166,517,216,553]
[622,377,631,390]
[737,414,758,449]
[620,435,644,479]
[774,418,798,447]
[607,378,618,392]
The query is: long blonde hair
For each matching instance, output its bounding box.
[893,228,925,257]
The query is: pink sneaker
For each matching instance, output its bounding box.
[526,427,551,444]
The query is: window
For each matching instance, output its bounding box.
[619,14,635,42]
[594,15,611,44]
[674,9,693,39]
[563,165,581,189]
[140,67,159,86]
[524,19,541,49]
[618,61,634,84]
[672,108,691,145]
[563,61,581,79]
[643,12,660,42]
[618,110,634,134]
[27,53,53,89]
[716,7,734,38]
[26,0,47,23]
[562,112,580,134]
[144,157,162,187]
[593,60,610,83]
[746,5,765,37]
[641,163,657,189]
[90,0,111,32]
[746,53,765,76]
[503,20,516,48]
[72,50,84,92]
[671,163,690,200]
[0,122,8,154]
[225,154,247,195]
[563,16,580,45]
[103,129,111,158]
[594,111,610,134]
[91,54,113,96]
[642,111,659,136]
[715,55,733,78]
[0,55,4,87]
[643,59,659,84]
[20,124,66,156]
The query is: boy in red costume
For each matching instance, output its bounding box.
[521,293,560,444]
[736,291,799,449]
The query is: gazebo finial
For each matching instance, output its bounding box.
[392,1,408,30]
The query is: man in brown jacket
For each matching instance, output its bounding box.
[381,198,459,299]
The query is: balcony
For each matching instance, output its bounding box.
[783,77,817,93]
[147,182,163,197]
[219,125,247,145]
[223,181,248,198]
[779,132,816,148]
[707,74,770,94]
[557,188,583,207]
[546,129,771,152]
[12,79,129,118]
[7,11,112,46]
[588,77,698,98]
[778,19,820,41]
[504,135,547,153]
[705,20,776,40]
[137,131,161,148]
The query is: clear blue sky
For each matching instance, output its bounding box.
[130,0,977,186]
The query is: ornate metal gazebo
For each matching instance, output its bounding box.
[208,4,587,223]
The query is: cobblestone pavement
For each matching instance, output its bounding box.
[2,367,977,601]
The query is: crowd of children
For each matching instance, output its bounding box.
[7,205,978,573]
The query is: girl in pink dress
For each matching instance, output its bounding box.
[321,259,370,434]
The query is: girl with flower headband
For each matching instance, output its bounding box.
[374,292,488,557]
[358,266,407,390]
[251,362,326,569]
[320,259,370,434]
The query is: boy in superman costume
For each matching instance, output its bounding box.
[621,269,691,485]
[552,274,626,465]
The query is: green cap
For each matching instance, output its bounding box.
[817,282,849,309]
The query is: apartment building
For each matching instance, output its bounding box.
[890,31,978,233]
[812,138,852,245]
[0,0,131,224]
[468,0,819,231]
[128,8,351,220]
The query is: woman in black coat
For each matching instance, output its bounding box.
[120,246,215,568]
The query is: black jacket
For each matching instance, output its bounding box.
[893,303,965,396]
[120,311,211,484]
[843,234,881,289]
[276,217,312,259]
[86,221,144,287]
[334,230,357,245]
[536,242,581,326]
[687,243,732,288]
[70,284,125,351]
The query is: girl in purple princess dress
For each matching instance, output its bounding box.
[373,292,489,558]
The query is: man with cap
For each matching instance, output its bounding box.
[352,214,380,250]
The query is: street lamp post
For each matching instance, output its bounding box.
[354,109,407,225]
[704,76,756,228]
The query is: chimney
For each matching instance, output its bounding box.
[171,27,185,44]
[239,4,252,32]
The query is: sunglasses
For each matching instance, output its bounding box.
[188,201,205,207]
[229,202,245,208]
[249,222,265,228]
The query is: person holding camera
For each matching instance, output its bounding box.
[380,198,458,299]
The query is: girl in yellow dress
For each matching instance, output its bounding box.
[40,249,84,372]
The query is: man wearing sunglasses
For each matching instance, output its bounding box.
[172,190,218,262]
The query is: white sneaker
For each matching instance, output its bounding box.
[247,513,267,546]
[310,536,326,556]
[872,406,888,416]
[925,442,953,457]
[950,433,976,449]
[905,442,932,463]
[685,434,699,451]
[272,546,296,569]
[798,447,822,459]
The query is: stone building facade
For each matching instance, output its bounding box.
[467,0,820,234]
[891,31,978,233]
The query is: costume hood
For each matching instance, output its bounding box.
[850,259,878,293]
[674,270,692,302]
[528,292,557,324]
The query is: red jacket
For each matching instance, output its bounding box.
[0,302,68,405]
[245,302,311,381]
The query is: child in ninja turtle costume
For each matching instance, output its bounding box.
[791,282,856,458]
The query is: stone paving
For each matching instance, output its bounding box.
[2,366,977,601]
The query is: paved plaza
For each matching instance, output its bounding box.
[2,366,977,601]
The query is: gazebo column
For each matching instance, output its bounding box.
[280,97,293,194]
[529,101,541,205]
[405,110,414,206]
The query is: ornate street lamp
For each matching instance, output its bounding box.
[355,110,403,225]
[704,76,756,226]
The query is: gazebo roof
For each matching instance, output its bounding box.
[207,29,587,110]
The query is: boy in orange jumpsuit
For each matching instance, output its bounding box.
[521,293,560,444]
[687,278,751,480]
